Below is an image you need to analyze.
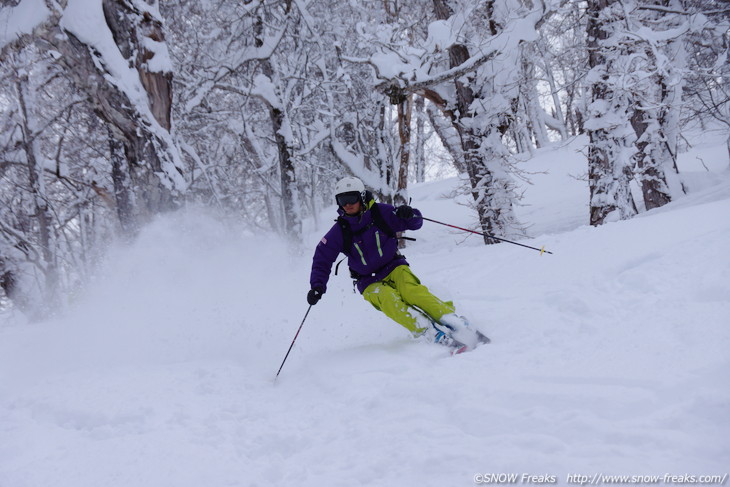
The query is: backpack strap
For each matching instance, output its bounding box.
[335,199,399,258]
[336,217,352,256]
[368,202,396,238]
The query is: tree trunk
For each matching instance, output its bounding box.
[0,256,17,310]
[426,104,466,174]
[586,0,638,226]
[270,101,301,244]
[395,93,413,206]
[630,103,672,211]
[102,0,173,130]
[414,96,426,183]
[521,48,548,149]
[255,10,301,245]
[108,127,136,234]
[102,0,179,218]
[379,103,396,204]
[432,0,519,243]
[626,0,688,210]
[542,52,568,140]
[34,0,184,234]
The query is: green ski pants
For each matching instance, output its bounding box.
[362,265,455,334]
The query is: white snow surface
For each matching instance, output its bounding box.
[1,137,729,486]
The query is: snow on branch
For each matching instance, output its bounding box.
[401,49,498,92]
[250,74,283,110]
[60,0,153,121]
[342,12,541,101]
[637,5,730,16]
[328,138,381,191]
[212,77,282,111]
[0,0,51,50]
[184,27,288,113]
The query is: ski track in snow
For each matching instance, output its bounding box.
[1,137,729,486]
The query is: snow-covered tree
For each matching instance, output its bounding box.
[623,0,687,210]
[0,50,116,318]
[36,0,187,228]
[532,2,590,137]
[413,95,428,183]
[0,0,185,315]
[682,0,730,164]
[586,0,639,226]
[343,0,553,242]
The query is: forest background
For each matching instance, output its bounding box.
[0,0,728,320]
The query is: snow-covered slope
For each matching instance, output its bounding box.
[1,137,729,486]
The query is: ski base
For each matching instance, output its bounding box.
[451,344,470,355]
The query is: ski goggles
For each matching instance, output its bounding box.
[336,191,361,207]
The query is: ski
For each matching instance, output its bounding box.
[450,334,490,354]
[475,330,491,345]
[447,325,491,354]
[410,306,490,354]
[449,329,491,355]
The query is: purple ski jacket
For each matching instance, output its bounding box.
[310,199,423,294]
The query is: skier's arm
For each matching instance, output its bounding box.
[388,204,423,232]
[309,225,344,294]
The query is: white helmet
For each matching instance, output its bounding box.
[334,176,366,206]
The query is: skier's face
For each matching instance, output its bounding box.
[342,200,362,216]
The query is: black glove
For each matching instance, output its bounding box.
[307,287,324,305]
[395,205,415,219]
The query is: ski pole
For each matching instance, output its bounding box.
[422,217,553,255]
[275,305,312,381]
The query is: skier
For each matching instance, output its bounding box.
[307,176,485,350]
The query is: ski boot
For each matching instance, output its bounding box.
[414,317,468,352]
